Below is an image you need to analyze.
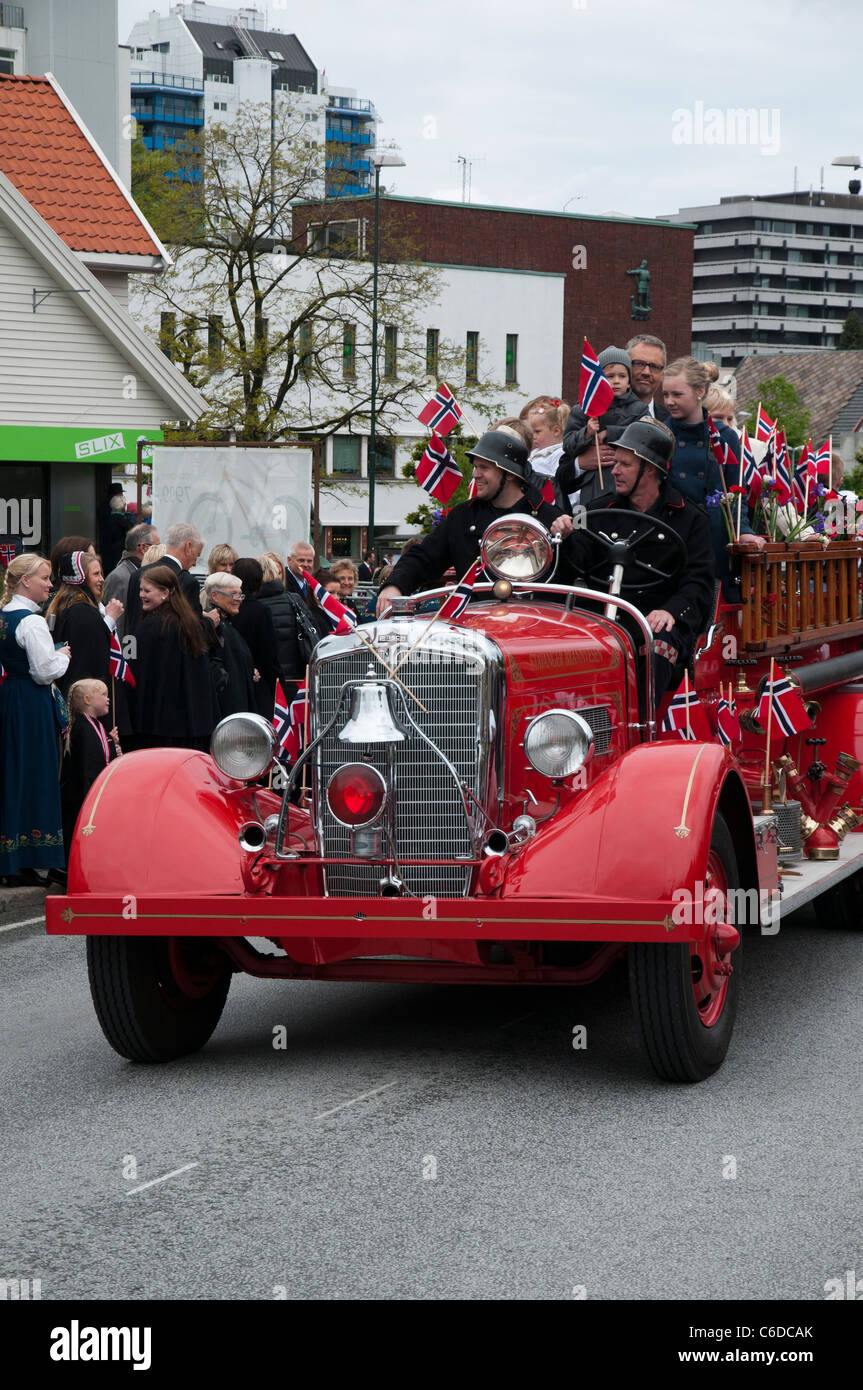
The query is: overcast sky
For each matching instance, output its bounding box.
[118,0,863,219]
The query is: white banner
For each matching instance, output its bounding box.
[150,447,312,559]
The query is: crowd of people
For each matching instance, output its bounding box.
[0,333,842,887]
[0,526,366,888]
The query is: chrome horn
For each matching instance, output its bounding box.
[339,682,405,744]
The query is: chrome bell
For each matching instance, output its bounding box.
[338,682,405,744]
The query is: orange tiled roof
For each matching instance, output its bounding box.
[0,75,161,258]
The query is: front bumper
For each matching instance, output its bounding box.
[46,892,697,942]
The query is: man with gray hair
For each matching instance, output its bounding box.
[284,538,315,602]
[125,522,204,633]
[625,334,669,419]
[103,523,160,640]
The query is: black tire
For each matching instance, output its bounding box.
[87,936,232,1063]
[629,812,742,1083]
[813,869,863,931]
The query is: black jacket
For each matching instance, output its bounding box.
[562,389,648,459]
[388,492,563,596]
[129,612,219,742]
[258,580,329,698]
[232,594,279,718]
[51,598,131,736]
[125,556,203,634]
[207,614,258,719]
[564,482,715,650]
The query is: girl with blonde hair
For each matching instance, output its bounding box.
[0,555,70,884]
[60,678,122,867]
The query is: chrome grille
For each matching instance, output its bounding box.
[578,704,613,754]
[312,623,503,898]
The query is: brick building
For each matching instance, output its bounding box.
[295,195,696,403]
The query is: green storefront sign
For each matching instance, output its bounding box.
[0,425,163,464]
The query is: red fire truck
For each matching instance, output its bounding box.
[46,515,863,1082]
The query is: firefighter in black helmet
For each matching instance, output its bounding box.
[554,418,715,699]
[376,428,565,616]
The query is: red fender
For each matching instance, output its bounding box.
[67,748,308,895]
[501,742,758,905]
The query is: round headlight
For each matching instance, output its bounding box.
[481,515,553,582]
[211,714,276,780]
[524,710,594,779]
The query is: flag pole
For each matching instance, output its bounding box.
[763,658,775,811]
[393,559,477,674]
[684,670,692,740]
[828,434,833,492]
[301,665,310,801]
[594,432,604,488]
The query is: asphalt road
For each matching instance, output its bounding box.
[0,899,860,1302]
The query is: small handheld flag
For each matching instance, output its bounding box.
[755,405,776,443]
[579,338,615,419]
[109,629,135,687]
[302,571,357,635]
[439,560,479,621]
[716,690,740,748]
[660,683,712,740]
[740,427,762,508]
[416,433,462,504]
[756,673,811,738]
[418,383,462,437]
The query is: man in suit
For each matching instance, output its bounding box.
[284,540,316,602]
[357,550,375,582]
[125,522,205,634]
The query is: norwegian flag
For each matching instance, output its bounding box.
[740,427,762,508]
[416,433,462,504]
[661,685,712,740]
[579,338,615,419]
[755,405,776,443]
[283,682,308,764]
[439,560,480,621]
[761,430,790,505]
[756,673,811,738]
[273,679,291,754]
[811,441,831,478]
[302,570,356,635]
[707,415,731,474]
[0,659,5,687]
[774,428,792,504]
[417,383,462,437]
[108,628,135,687]
[0,541,19,568]
[716,695,741,748]
[792,439,811,511]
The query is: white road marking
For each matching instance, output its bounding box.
[126,1162,199,1195]
[0,915,45,934]
[314,1081,398,1121]
[498,1011,536,1031]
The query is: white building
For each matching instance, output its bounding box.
[129,247,565,557]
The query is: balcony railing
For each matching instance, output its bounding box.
[0,4,24,28]
[326,96,377,116]
[131,71,204,93]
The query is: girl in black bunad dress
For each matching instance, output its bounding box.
[46,550,131,739]
[0,555,70,886]
[128,565,220,752]
[60,678,122,859]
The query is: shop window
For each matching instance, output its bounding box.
[332,436,361,475]
[466,330,479,383]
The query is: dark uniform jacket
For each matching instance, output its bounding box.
[564,482,715,652]
[562,389,648,459]
[388,493,564,596]
[667,411,754,600]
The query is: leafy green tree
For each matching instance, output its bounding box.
[130,102,503,451]
[838,311,863,349]
[742,376,811,448]
[401,429,479,532]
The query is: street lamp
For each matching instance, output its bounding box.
[368,148,405,555]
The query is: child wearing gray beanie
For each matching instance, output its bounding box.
[557,344,649,506]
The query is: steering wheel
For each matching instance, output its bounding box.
[579,508,687,593]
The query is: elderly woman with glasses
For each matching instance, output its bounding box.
[201,571,259,717]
